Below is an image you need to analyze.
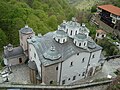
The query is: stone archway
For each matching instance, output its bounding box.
[88,67,94,76]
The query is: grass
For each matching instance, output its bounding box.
[73,0,99,11]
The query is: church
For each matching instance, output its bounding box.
[3,18,103,85]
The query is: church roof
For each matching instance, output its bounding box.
[28,32,102,66]
[43,46,61,60]
[74,33,87,40]
[20,25,33,34]
[4,46,24,58]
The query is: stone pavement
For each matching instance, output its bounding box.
[0,64,30,84]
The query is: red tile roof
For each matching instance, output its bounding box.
[98,5,120,16]
[96,30,106,34]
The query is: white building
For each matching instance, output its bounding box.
[3,18,103,85]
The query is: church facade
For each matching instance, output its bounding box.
[3,18,103,85]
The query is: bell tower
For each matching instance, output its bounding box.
[19,25,35,56]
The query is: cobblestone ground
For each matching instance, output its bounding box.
[0,64,31,84]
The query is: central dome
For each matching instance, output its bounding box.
[43,46,61,60]
[75,33,87,40]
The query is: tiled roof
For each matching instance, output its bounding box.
[96,30,106,34]
[98,5,120,16]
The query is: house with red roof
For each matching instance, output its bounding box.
[97,5,120,29]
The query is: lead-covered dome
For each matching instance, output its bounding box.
[54,30,68,44]
[43,46,61,60]
[73,33,88,48]
[20,25,33,34]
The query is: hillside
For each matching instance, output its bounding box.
[69,0,100,11]
[0,0,76,48]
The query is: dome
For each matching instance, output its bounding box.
[28,61,37,70]
[20,25,33,34]
[43,46,61,60]
[74,33,87,40]
[56,30,67,37]
[88,41,96,49]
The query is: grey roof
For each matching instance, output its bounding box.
[43,46,61,61]
[88,41,96,49]
[20,25,33,34]
[55,30,67,37]
[28,61,37,70]
[74,33,87,40]
[28,32,102,66]
[4,46,24,58]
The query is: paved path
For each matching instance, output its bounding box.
[0,64,30,84]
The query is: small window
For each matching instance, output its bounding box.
[70,30,72,35]
[97,33,99,36]
[58,39,60,43]
[56,66,58,70]
[92,54,95,58]
[70,62,73,67]
[63,39,65,43]
[34,53,36,58]
[84,43,86,46]
[79,43,81,46]
[62,80,65,85]
[50,81,53,84]
[75,31,77,35]
[77,53,79,55]
[82,72,85,76]
[79,74,81,76]
[102,35,104,38]
[73,76,76,80]
[82,58,85,63]
[68,78,70,80]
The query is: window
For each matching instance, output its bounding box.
[58,39,60,43]
[62,80,65,85]
[79,74,81,76]
[97,33,99,36]
[30,48,31,51]
[82,72,85,76]
[34,53,36,59]
[77,53,79,55]
[84,43,86,46]
[102,35,104,38]
[75,31,77,35]
[50,81,53,84]
[73,76,76,80]
[68,78,70,80]
[82,58,85,63]
[92,54,95,58]
[70,62,73,67]
[63,39,65,43]
[56,66,58,70]
[70,30,72,35]
[79,43,81,46]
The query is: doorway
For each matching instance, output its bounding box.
[19,58,22,63]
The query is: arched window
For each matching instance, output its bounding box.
[84,43,86,46]
[79,43,81,46]
[70,30,72,35]
[75,30,77,35]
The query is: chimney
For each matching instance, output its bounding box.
[7,44,13,51]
